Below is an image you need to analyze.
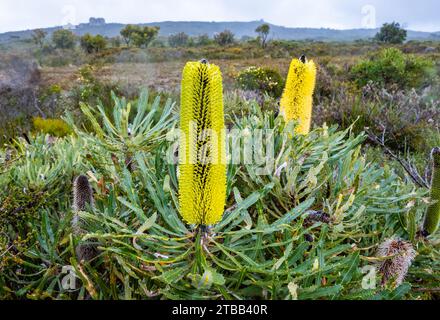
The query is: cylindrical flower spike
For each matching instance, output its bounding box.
[72,175,94,213]
[72,175,95,235]
[72,175,98,262]
[280,55,317,135]
[178,59,227,226]
[424,147,440,235]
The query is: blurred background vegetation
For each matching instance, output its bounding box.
[1,21,439,161]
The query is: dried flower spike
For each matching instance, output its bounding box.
[72,175,97,262]
[423,147,440,235]
[75,242,99,263]
[376,237,416,288]
[303,210,331,228]
[72,175,94,213]
[178,60,227,226]
[280,56,317,134]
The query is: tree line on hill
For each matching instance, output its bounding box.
[30,22,408,54]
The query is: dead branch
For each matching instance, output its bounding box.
[366,129,430,189]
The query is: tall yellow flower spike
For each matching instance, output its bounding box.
[178,59,227,226]
[280,55,317,135]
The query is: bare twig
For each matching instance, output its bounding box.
[31,89,46,119]
[367,129,430,188]
[413,287,440,293]
[0,232,13,258]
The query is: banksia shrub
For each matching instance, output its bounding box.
[178,60,227,226]
[423,147,440,235]
[280,55,317,134]
[376,238,416,288]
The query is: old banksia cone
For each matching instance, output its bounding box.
[72,175,98,262]
[376,238,416,288]
[178,59,227,226]
[280,55,317,135]
[72,174,94,234]
[423,147,440,235]
[73,175,94,213]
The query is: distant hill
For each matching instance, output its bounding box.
[1,18,439,43]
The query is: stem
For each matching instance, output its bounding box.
[193,225,207,273]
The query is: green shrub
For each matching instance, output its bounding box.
[197,34,213,46]
[314,83,440,153]
[0,91,435,300]
[80,33,107,53]
[214,30,235,46]
[51,29,76,49]
[48,84,62,95]
[120,25,160,48]
[168,32,189,47]
[351,48,434,89]
[33,117,72,137]
[73,64,121,110]
[375,22,407,44]
[235,66,285,98]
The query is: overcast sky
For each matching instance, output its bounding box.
[0,0,439,33]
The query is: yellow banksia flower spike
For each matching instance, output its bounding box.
[280,55,317,135]
[178,59,227,226]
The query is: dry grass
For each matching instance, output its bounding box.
[79,58,293,93]
[40,65,79,89]
[38,52,363,95]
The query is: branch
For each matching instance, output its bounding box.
[366,129,430,189]
[413,287,440,293]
